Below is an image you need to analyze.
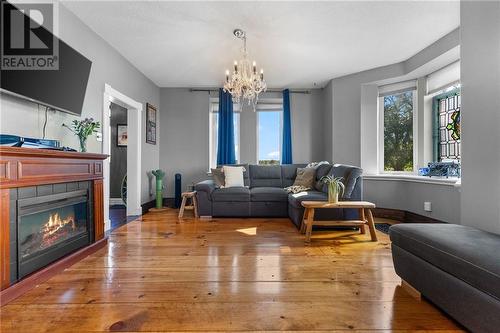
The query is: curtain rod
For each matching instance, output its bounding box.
[189,88,310,94]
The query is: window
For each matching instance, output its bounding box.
[208,102,240,170]
[380,90,416,172]
[257,110,282,165]
[433,87,460,162]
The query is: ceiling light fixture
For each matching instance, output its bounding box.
[223,29,266,111]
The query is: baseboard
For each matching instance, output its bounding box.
[141,197,176,214]
[372,207,444,223]
[109,198,124,205]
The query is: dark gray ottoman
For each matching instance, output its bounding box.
[390,223,500,333]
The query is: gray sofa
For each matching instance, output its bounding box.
[390,224,500,333]
[195,163,363,229]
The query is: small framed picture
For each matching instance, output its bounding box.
[146,103,157,145]
[117,124,128,146]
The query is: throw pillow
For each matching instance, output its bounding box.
[211,168,225,188]
[292,167,316,188]
[314,163,332,191]
[222,165,246,188]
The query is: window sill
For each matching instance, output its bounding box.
[364,174,460,187]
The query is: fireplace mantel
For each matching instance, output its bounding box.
[0,147,107,189]
[0,147,108,302]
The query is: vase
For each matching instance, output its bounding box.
[79,136,88,152]
[328,184,339,203]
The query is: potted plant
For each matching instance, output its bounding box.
[63,118,100,152]
[320,175,345,203]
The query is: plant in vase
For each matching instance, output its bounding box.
[320,175,345,203]
[62,118,100,152]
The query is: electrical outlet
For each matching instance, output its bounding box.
[424,202,432,212]
[96,132,102,142]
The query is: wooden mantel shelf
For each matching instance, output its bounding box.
[0,147,108,189]
[0,146,107,159]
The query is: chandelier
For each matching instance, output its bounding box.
[223,29,267,110]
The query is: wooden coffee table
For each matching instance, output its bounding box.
[300,201,377,243]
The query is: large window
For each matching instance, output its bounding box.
[381,90,415,172]
[433,88,460,161]
[208,102,240,169]
[257,110,282,165]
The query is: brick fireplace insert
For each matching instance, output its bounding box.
[0,147,107,304]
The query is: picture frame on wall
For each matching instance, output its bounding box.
[117,124,128,147]
[146,103,157,145]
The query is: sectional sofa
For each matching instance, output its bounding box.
[194,163,363,228]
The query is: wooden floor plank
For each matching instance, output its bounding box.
[0,209,463,332]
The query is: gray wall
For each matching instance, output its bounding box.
[329,29,461,223]
[329,63,406,166]
[326,28,459,166]
[109,102,127,198]
[460,1,500,234]
[364,180,460,223]
[159,88,325,197]
[0,4,160,204]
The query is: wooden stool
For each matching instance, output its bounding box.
[178,191,198,218]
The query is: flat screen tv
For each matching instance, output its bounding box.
[0,5,92,116]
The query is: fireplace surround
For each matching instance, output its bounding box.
[0,147,107,303]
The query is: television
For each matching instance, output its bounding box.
[0,4,92,116]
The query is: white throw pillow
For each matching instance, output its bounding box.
[222,166,245,188]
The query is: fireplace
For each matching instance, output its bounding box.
[17,189,91,279]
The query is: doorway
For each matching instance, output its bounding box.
[109,102,127,229]
[102,84,142,232]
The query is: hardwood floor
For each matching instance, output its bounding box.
[0,209,463,332]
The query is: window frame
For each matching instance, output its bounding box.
[208,99,241,170]
[432,87,461,162]
[378,89,418,174]
[256,108,283,165]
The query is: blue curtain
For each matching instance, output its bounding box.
[217,88,236,165]
[281,89,293,164]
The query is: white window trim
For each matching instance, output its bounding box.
[256,100,283,165]
[378,88,418,175]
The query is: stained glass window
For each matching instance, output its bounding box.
[434,89,460,161]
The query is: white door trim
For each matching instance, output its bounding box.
[103,84,143,229]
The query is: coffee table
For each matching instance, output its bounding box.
[300,201,377,243]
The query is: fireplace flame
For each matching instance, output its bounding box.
[42,212,76,238]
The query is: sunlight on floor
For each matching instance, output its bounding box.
[236,227,257,235]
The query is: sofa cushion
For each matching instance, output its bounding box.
[210,168,225,187]
[281,164,307,187]
[292,167,316,188]
[390,223,500,300]
[219,163,250,186]
[222,165,246,187]
[249,165,282,188]
[314,164,332,191]
[288,190,327,208]
[211,187,250,202]
[250,187,288,202]
[329,164,363,198]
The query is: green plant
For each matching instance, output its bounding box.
[62,118,100,152]
[320,175,345,203]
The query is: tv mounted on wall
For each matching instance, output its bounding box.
[0,2,92,116]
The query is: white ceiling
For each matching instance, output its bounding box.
[62,1,460,88]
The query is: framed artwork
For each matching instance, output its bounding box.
[146,103,157,144]
[117,124,128,146]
